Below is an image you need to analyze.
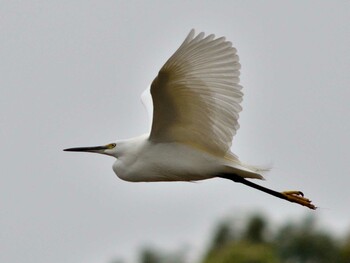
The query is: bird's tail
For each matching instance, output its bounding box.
[224,153,271,180]
[240,162,271,179]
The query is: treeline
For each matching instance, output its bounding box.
[111,214,350,263]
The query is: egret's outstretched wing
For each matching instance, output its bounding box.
[149,29,243,156]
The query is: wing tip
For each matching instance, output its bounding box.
[187,29,231,45]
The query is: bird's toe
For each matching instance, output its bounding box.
[281,190,316,210]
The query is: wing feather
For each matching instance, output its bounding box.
[149,29,243,156]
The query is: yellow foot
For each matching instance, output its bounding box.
[281,191,316,210]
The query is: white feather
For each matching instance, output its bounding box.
[149,29,242,157]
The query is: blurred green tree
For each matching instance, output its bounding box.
[139,246,187,263]
[339,234,350,263]
[203,215,279,263]
[276,216,340,263]
[243,214,268,243]
[111,213,350,263]
[203,241,279,263]
[140,248,161,263]
[210,220,235,251]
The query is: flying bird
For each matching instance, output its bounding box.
[64,30,316,210]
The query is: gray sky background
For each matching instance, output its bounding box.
[1,1,349,262]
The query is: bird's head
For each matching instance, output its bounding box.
[64,142,118,157]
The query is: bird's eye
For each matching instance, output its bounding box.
[108,143,116,149]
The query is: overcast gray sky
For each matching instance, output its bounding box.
[1,1,349,263]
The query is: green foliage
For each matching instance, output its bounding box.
[140,248,162,263]
[138,246,187,263]
[276,216,339,263]
[339,235,350,263]
[203,214,278,263]
[110,213,350,263]
[208,220,235,253]
[202,214,350,263]
[203,242,279,263]
[243,214,268,244]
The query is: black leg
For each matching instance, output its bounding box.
[218,173,316,210]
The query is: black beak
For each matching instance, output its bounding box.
[63,145,108,152]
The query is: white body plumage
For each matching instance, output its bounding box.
[111,134,263,182]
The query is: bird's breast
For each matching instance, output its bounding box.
[112,141,224,182]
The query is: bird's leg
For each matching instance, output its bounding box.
[219,174,316,210]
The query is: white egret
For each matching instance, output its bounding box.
[64,30,315,209]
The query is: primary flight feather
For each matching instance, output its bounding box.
[64,29,316,209]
